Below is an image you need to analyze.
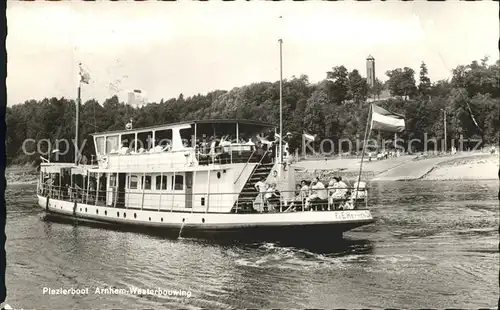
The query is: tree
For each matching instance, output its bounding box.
[385,67,418,99]
[418,62,431,97]
[326,65,349,104]
[303,88,327,139]
[451,58,500,98]
[430,80,452,98]
[347,69,369,107]
[5,57,500,165]
[369,78,384,100]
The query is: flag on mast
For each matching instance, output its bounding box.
[370,104,405,132]
[79,63,90,84]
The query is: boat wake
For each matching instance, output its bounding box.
[233,240,377,270]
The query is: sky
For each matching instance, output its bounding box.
[6,1,499,106]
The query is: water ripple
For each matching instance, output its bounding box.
[5,181,499,309]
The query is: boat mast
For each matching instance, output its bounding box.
[279,38,283,164]
[354,104,373,206]
[77,63,90,165]
[75,84,80,165]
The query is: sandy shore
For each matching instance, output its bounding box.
[5,153,498,187]
[422,154,499,181]
[295,153,499,182]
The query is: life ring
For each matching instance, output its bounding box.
[272,170,278,177]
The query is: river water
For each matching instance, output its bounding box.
[5,181,499,309]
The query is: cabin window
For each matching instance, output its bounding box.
[180,127,194,147]
[121,133,135,151]
[95,137,105,155]
[156,175,168,190]
[106,135,120,153]
[155,129,173,150]
[141,175,151,190]
[129,175,138,189]
[137,131,153,152]
[172,175,184,190]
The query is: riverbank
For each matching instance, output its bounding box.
[5,152,498,186]
[294,152,498,182]
[422,154,499,181]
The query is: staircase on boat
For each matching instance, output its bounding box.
[232,162,274,213]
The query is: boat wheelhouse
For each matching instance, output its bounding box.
[36,119,374,240]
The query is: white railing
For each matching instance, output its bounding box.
[99,145,274,170]
[38,184,369,213]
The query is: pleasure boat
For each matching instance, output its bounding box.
[36,119,374,241]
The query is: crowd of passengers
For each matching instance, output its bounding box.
[111,133,281,156]
[253,176,367,212]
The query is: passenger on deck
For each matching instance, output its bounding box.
[44,177,53,196]
[294,184,302,198]
[119,142,131,155]
[327,179,338,210]
[245,138,255,151]
[220,136,231,153]
[330,177,349,209]
[151,140,165,153]
[285,184,304,212]
[197,138,207,153]
[306,177,328,211]
[264,183,281,212]
[255,141,265,156]
[254,177,267,212]
[209,136,217,154]
[351,181,367,200]
[299,180,310,204]
[337,177,348,196]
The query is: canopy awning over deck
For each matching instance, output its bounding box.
[40,163,96,174]
[91,119,275,138]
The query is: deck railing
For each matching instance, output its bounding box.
[103,145,274,169]
[38,183,369,213]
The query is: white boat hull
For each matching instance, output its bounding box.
[37,195,375,240]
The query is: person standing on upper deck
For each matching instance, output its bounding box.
[245,137,255,151]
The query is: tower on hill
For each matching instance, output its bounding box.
[366,55,375,87]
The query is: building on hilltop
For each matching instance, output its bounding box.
[127,89,147,107]
[366,55,375,88]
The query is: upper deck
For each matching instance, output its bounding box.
[90,119,278,170]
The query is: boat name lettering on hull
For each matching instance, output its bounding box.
[333,211,370,221]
